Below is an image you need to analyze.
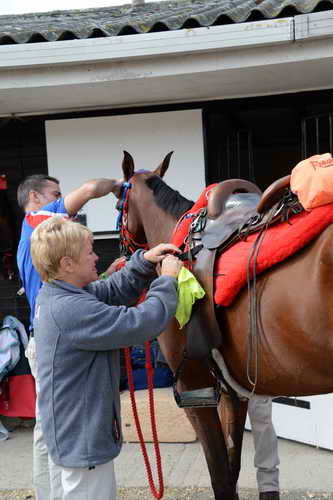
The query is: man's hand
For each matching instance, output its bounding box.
[64,179,119,216]
[144,243,180,264]
[100,256,126,278]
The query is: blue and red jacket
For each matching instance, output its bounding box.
[17,199,68,330]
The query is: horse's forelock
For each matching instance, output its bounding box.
[134,169,151,175]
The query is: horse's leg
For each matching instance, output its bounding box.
[218,393,248,494]
[184,406,238,500]
[158,327,237,499]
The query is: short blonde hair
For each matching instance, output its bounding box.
[31,216,92,282]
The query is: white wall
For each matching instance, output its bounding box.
[246,394,333,450]
[45,110,205,234]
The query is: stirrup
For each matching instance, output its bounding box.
[173,385,222,408]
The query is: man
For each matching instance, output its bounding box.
[248,396,280,500]
[17,174,119,500]
[30,216,182,500]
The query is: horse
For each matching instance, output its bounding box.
[112,151,333,500]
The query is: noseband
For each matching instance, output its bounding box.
[116,172,150,258]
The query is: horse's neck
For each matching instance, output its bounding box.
[142,206,177,247]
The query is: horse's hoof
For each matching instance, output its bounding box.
[259,492,280,500]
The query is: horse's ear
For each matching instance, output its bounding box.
[122,151,135,181]
[154,151,173,178]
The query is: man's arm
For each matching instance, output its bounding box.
[99,256,126,280]
[64,179,118,216]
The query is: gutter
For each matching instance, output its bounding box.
[0,17,294,70]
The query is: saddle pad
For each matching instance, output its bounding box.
[171,185,333,307]
[214,204,333,306]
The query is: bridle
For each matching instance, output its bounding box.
[116,173,149,258]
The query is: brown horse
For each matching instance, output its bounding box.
[112,152,333,500]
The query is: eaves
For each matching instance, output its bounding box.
[0,11,333,116]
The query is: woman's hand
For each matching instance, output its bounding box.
[144,243,180,264]
[160,254,183,278]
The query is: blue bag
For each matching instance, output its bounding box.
[0,316,22,382]
[128,341,173,390]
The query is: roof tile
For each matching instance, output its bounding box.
[0,0,332,45]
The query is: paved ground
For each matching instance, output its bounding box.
[1,417,333,499]
[1,490,333,500]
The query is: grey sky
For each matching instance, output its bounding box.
[0,0,161,16]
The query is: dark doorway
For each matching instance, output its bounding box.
[203,89,333,190]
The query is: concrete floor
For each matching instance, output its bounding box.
[1,417,333,498]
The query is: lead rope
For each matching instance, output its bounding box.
[118,178,163,498]
[124,343,164,499]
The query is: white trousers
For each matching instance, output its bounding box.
[248,395,280,493]
[25,337,63,500]
[61,460,117,500]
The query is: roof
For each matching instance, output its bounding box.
[0,0,332,45]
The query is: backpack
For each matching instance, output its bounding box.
[127,341,173,390]
[0,315,23,382]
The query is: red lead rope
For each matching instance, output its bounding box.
[124,343,164,499]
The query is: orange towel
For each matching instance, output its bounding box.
[291,152,333,210]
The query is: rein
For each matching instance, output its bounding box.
[117,177,164,499]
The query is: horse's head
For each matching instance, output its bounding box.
[113,151,174,256]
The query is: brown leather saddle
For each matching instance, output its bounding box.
[173,175,301,408]
[183,175,298,361]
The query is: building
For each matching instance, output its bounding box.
[1,0,333,447]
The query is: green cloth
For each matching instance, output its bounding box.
[175,267,205,329]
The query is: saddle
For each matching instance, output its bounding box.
[174,175,302,408]
[183,174,298,361]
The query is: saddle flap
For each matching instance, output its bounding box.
[183,247,222,360]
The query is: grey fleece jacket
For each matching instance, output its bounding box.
[33,250,177,468]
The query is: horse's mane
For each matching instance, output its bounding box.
[146,176,194,219]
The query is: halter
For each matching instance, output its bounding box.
[116,171,150,257]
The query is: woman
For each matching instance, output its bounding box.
[31,216,182,500]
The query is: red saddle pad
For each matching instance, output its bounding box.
[214,204,333,306]
[171,185,333,307]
